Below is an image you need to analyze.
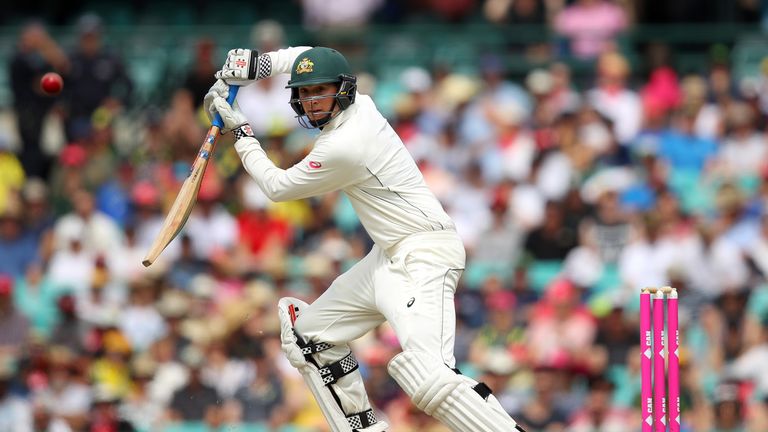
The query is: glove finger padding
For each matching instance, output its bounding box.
[210,96,247,133]
[203,79,230,124]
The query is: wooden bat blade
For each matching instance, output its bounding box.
[141,126,220,267]
[142,84,239,267]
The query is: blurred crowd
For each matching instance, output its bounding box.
[3,1,768,431]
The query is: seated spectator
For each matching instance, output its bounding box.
[166,346,221,422]
[52,188,124,256]
[587,52,642,146]
[0,275,30,354]
[524,200,578,261]
[13,262,65,339]
[35,347,92,431]
[510,366,570,431]
[554,0,628,59]
[0,199,39,279]
[118,279,167,353]
[0,360,32,430]
[526,279,597,371]
[568,374,633,430]
[234,347,287,425]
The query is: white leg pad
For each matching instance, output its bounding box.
[278,297,388,432]
[388,350,522,432]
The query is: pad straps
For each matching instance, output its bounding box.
[319,352,359,385]
[347,408,378,430]
[294,330,334,357]
[453,367,493,400]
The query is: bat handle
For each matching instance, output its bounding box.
[211,85,240,130]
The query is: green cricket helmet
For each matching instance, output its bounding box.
[287,47,357,128]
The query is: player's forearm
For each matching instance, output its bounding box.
[263,46,312,78]
[235,137,308,202]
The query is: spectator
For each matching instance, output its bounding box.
[0,199,39,279]
[118,279,166,353]
[234,348,286,424]
[9,21,69,180]
[36,347,91,431]
[86,387,135,432]
[0,274,30,353]
[119,355,163,431]
[300,0,384,28]
[524,200,578,261]
[167,346,221,422]
[0,360,33,431]
[509,366,570,431]
[48,294,84,350]
[0,133,25,217]
[184,170,237,260]
[568,374,633,430]
[21,178,55,245]
[587,52,643,145]
[526,279,597,371]
[52,188,124,257]
[554,0,629,59]
[63,14,132,142]
[181,38,218,108]
[657,108,719,176]
[13,262,64,339]
[237,21,297,137]
[162,89,207,162]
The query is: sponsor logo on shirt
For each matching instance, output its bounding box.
[308,161,322,169]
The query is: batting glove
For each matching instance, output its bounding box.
[203,79,230,122]
[208,96,250,137]
[215,48,262,84]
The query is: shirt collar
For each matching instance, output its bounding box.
[323,101,354,131]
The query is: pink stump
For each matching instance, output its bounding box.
[641,290,653,432]
[668,289,680,432]
[653,290,667,432]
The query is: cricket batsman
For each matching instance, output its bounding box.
[205,46,525,432]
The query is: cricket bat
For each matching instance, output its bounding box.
[142,85,239,267]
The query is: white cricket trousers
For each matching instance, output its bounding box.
[294,229,465,367]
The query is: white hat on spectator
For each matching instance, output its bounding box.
[22,178,48,203]
[494,101,527,126]
[180,345,205,369]
[482,347,518,376]
[189,274,216,298]
[400,67,432,93]
[156,289,191,318]
[304,253,333,279]
[578,122,613,153]
[580,167,636,204]
[526,68,554,96]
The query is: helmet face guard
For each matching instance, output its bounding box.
[289,74,357,128]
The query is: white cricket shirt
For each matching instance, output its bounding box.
[235,47,453,250]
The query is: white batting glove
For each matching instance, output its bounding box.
[203,79,230,123]
[208,96,248,135]
[215,48,261,84]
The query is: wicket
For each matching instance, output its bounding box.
[641,287,680,432]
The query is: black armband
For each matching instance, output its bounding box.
[233,124,255,141]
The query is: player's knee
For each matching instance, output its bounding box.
[387,350,463,414]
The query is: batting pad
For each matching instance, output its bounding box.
[388,350,523,432]
[277,298,388,432]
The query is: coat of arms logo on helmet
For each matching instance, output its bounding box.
[296,58,314,74]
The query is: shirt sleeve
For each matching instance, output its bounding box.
[235,136,367,202]
[263,46,313,78]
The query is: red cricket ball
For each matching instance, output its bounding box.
[40,72,63,95]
